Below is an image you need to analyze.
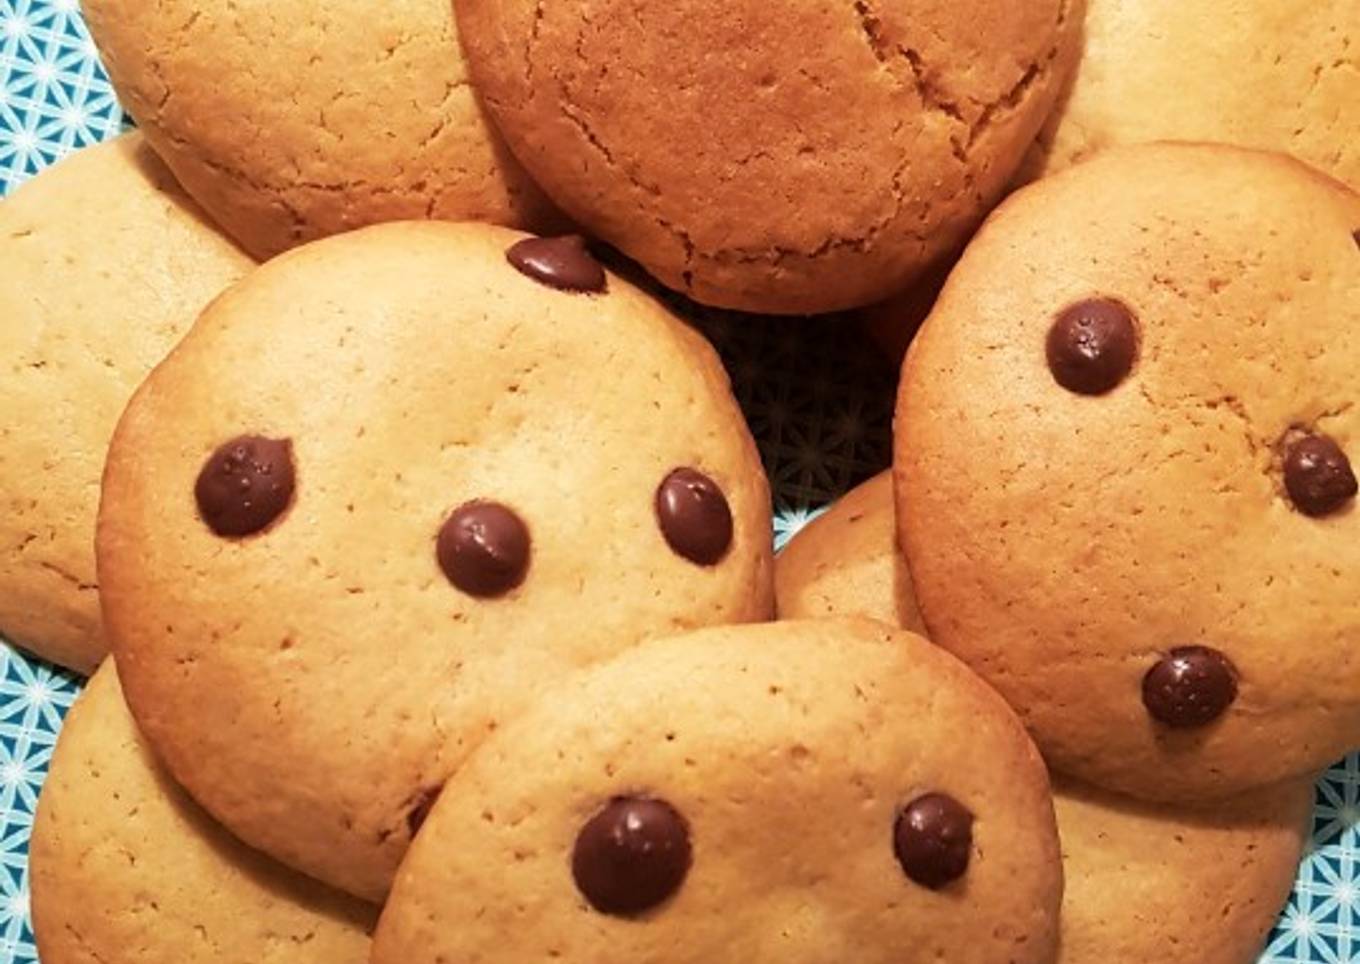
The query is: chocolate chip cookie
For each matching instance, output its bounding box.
[372,619,1063,964]
[0,134,252,674]
[97,222,774,901]
[82,0,560,259]
[31,663,376,964]
[896,142,1360,803]
[775,461,1315,963]
[455,0,1082,313]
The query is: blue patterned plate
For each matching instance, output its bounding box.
[0,2,1356,961]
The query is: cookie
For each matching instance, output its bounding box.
[454,0,1083,314]
[82,0,560,260]
[1021,0,1359,189]
[30,662,375,964]
[896,142,1360,803]
[97,222,775,901]
[372,619,1063,964]
[774,471,923,632]
[0,134,253,674]
[775,462,1314,963]
[1054,775,1311,964]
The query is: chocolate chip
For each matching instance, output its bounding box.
[572,797,692,916]
[894,793,973,889]
[436,501,531,598]
[1046,298,1139,395]
[655,468,733,566]
[506,235,607,293]
[194,435,296,538]
[1142,646,1238,728]
[1284,433,1357,517]
[406,787,442,838]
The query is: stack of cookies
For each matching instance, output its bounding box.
[2,0,1356,961]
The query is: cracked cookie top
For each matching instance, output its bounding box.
[454,0,1083,314]
[895,142,1360,804]
[372,620,1063,964]
[1020,0,1360,189]
[0,133,253,675]
[81,0,562,259]
[95,221,775,902]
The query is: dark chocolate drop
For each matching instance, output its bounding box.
[572,797,692,916]
[1046,298,1139,395]
[436,501,531,598]
[1284,433,1357,517]
[655,468,733,566]
[894,792,974,889]
[1142,646,1238,728]
[507,235,607,293]
[194,435,296,538]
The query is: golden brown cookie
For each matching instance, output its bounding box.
[0,134,252,674]
[455,0,1083,314]
[373,619,1063,964]
[98,222,774,901]
[1054,776,1311,964]
[774,471,923,632]
[896,143,1360,803]
[1021,0,1360,188]
[31,663,375,964]
[773,474,1314,964]
[82,0,560,260]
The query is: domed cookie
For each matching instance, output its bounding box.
[896,143,1360,803]
[773,472,1314,963]
[0,134,253,674]
[97,222,774,901]
[774,471,924,632]
[31,663,375,964]
[454,0,1083,314]
[1054,776,1311,964]
[82,0,560,260]
[372,619,1063,964]
[1020,0,1360,189]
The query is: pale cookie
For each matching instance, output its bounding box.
[98,223,774,901]
[31,663,375,964]
[1021,0,1360,188]
[774,471,923,632]
[774,461,1313,964]
[1054,776,1311,964]
[0,134,252,674]
[897,143,1360,803]
[82,0,560,260]
[373,619,1063,964]
[455,0,1083,314]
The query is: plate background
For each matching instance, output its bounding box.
[0,1,1357,960]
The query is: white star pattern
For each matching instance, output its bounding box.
[0,638,81,964]
[1,2,1359,963]
[0,0,126,194]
